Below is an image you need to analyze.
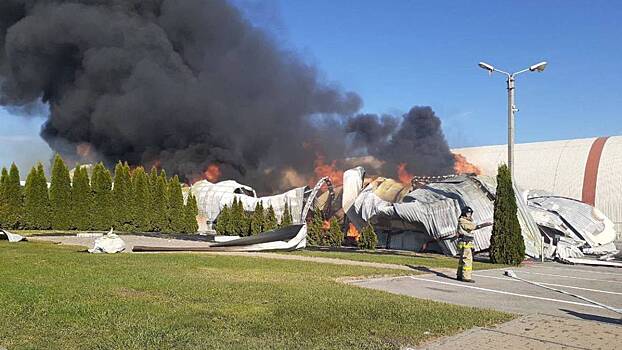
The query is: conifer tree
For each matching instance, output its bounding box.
[146,167,159,231]
[151,171,169,232]
[327,217,344,247]
[307,208,324,245]
[112,162,132,231]
[166,175,185,232]
[279,201,293,227]
[49,154,72,230]
[131,167,151,232]
[91,163,113,230]
[71,165,93,230]
[250,202,265,235]
[3,164,22,228]
[183,193,199,233]
[23,163,50,229]
[264,205,278,232]
[230,198,248,236]
[215,204,231,235]
[0,167,8,227]
[490,164,525,265]
[358,224,378,250]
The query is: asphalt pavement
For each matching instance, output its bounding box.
[350,262,622,324]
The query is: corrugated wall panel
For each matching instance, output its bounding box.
[453,137,621,239]
[454,138,595,200]
[595,136,622,238]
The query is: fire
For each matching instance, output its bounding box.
[312,153,344,187]
[453,153,481,175]
[397,163,414,185]
[76,142,94,160]
[148,159,162,169]
[322,220,330,230]
[346,223,360,240]
[203,164,222,182]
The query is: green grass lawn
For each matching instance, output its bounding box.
[282,249,503,271]
[0,242,512,350]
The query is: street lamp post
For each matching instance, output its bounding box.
[478,61,547,181]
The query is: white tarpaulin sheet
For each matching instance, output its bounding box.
[88,231,126,254]
[0,229,25,242]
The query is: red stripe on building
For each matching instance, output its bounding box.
[581,137,609,205]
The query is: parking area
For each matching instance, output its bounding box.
[351,262,622,324]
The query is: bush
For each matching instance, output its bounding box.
[358,224,377,250]
[91,163,113,230]
[215,204,231,235]
[279,202,293,227]
[50,154,72,230]
[249,202,265,235]
[325,217,344,247]
[307,208,324,246]
[489,164,525,265]
[183,193,199,233]
[71,165,93,230]
[264,205,278,232]
[23,163,50,230]
[0,164,22,229]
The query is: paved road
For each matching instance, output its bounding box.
[350,262,622,323]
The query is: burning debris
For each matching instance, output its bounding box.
[185,162,617,260]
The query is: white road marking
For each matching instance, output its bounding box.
[516,270,622,284]
[407,276,604,309]
[472,274,622,296]
[529,265,622,276]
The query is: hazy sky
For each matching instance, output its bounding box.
[2,0,621,171]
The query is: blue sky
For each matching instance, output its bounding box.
[2,0,622,170]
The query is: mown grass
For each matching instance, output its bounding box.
[0,241,512,349]
[283,249,503,271]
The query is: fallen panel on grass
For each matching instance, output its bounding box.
[0,229,25,242]
[133,224,307,252]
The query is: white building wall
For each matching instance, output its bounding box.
[453,136,622,238]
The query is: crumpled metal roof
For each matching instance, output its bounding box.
[345,170,545,258]
[190,179,306,226]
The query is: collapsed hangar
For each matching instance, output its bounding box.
[186,161,618,261]
[453,136,622,239]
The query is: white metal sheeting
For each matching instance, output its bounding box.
[527,193,617,248]
[453,136,622,239]
[190,179,306,229]
[596,136,622,236]
[345,172,542,258]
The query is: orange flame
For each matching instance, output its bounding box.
[312,153,344,187]
[148,159,162,170]
[203,164,222,182]
[322,220,331,230]
[76,143,94,160]
[397,163,414,185]
[347,223,360,240]
[453,153,481,175]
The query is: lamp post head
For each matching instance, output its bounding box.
[478,61,495,72]
[529,61,547,72]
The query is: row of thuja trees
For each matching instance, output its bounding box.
[215,198,293,236]
[306,209,377,249]
[215,199,377,249]
[0,155,198,233]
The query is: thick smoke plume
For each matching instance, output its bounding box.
[347,107,455,177]
[0,0,457,193]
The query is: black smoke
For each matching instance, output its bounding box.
[0,0,455,192]
[347,107,455,177]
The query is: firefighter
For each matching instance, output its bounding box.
[456,206,491,282]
